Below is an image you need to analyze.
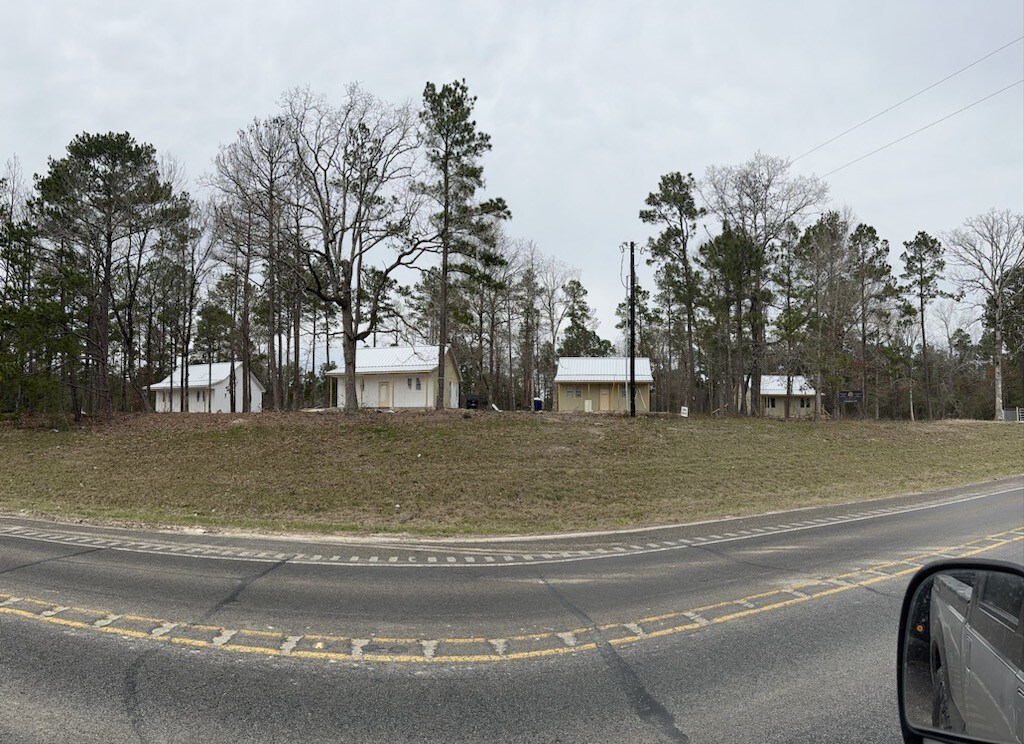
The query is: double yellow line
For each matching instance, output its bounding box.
[2,527,1021,663]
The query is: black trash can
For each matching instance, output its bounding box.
[533,397,543,412]
[466,395,480,410]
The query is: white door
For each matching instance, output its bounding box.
[378,381,391,408]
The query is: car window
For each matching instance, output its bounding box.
[969,573,1024,669]
[979,572,1023,628]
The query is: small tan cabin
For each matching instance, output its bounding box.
[326,345,462,410]
[554,357,653,413]
[751,375,816,418]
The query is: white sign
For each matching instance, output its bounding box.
[680,406,689,417]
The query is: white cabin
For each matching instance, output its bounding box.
[149,362,266,413]
[325,346,461,409]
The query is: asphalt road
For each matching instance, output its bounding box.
[1,476,1021,743]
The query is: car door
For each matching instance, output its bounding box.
[963,572,1024,742]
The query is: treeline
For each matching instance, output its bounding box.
[0,81,606,417]
[1,82,1021,420]
[622,161,1022,421]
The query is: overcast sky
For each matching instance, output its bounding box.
[3,1,1022,343]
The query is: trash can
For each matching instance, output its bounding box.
[533,397,543,412]
[466,395,479,410]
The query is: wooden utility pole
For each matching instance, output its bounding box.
[629,241,636,418]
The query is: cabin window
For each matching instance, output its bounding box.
[621,386,626,398]
[415,377,421,390]
[407,377,412,389]
[575,386,582,398]
[766,397,776,409]
[800,398,811,409]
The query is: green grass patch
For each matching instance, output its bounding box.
[0,412,1020,535]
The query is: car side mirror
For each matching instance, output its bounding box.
[898,560,1024,744]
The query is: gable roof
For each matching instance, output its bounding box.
[326,346,461,380]
[759,375,815,396]
[149,362,266,392]
[554,356,654,383]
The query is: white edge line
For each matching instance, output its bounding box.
[0,489,1018,569]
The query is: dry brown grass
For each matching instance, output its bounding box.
[0,411,1020,535]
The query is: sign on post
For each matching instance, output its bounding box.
[839,390,862,404]
[680,406,689,418]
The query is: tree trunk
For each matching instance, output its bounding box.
[323,305,331,408]
[993,323,1003,421]
[785,373,792,421]
[292,222,302,411]
[97,239,114,418]
[242,225,253,413]
[735,300,746,415]
[435,241,449,411]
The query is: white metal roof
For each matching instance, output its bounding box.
[325,346,446,376]
[149,362,266,392]
[554,357,654,383]
[759,375,815,396]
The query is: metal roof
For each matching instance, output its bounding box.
[759,375,815,396]
[325,346,446,376]
[554,357,654,383]
[149,362,266,392]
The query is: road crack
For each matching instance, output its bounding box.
[199,559,288,623]
[535,571,689,743]
[0,546,106,576]
[123,649,157,744]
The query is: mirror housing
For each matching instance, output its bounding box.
[898,559,1024,744]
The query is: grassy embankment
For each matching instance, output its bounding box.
[0,412,1019,535]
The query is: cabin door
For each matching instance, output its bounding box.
[599,386,610,411]
[378,381,390,408]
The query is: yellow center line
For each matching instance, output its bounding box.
[1,527,1020,664]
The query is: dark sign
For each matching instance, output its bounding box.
[839,390,862,404]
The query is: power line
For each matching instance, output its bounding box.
[821,79,1023,178]
[791,35,1023,163]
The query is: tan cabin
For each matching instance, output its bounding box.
[326,345,462,409]
[554,357,653,413]
[749,375,816,418]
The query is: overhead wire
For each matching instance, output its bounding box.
[790,35,1023,163]
[820,79,1023,178]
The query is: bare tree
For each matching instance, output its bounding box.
[170,203,216,411]
[537,253,577,403]
[944,209,1024,420]
[701,152,828,414]
[283,85,426,413]
[211,117,292,410]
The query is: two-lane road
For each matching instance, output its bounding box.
[1,477,1021,742]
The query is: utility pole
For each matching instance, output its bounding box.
[629,240,636,418]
